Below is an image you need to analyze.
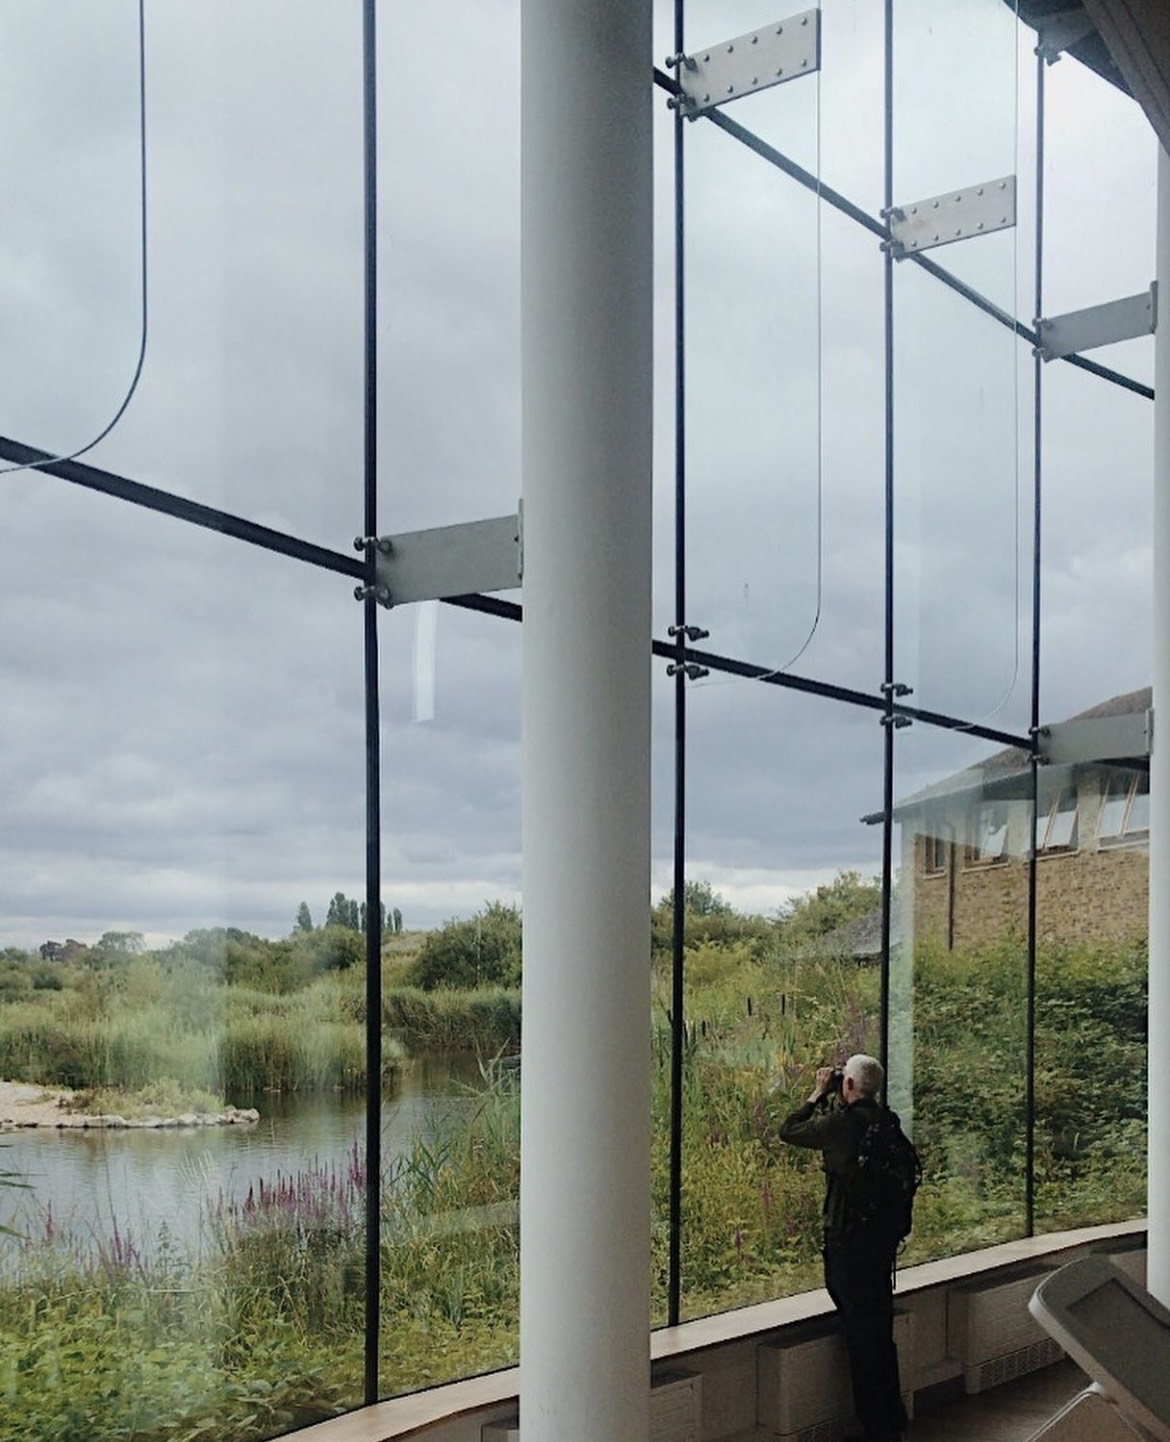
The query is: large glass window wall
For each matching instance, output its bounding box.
[0,1,1154,1438]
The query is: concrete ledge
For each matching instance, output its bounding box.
[286,1219,1147,1442]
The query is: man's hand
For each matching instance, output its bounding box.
[808,1065,836,1103]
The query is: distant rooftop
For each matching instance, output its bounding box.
[864,687,1151,823]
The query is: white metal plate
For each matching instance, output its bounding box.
[888,175,1016,257]
[373,512,522,607]
[1036,285,1157,361]
[1036,711,1152,766]
[675,9,820,117]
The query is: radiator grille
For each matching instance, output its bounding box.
[970,1336,1065,1394]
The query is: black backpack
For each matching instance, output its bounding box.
[845,1105,922,1244]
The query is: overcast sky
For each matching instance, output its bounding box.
[0,0,1157,949]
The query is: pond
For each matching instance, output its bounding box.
[0,1052,485,1256]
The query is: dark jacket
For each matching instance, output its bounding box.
[778,1095,881,1234]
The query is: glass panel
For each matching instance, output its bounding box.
[0,1,145,469]
[893,265,1022,722]
[892,0,1019,303]
[1042,42,1158,374]
[1041,788,1079,853]
[1038,365,1152,726]
[818,0,885,218]
[0,509,366,1441]
[81,3,364,552]
[1034,297,1151,1240]
[792,205,886,693]
[681,39,822,676]
[672,688,885,1319]
[892,0,1022,723]
[377,602,521,1394]
[1127,776,1150,835]
[891,723,1031,1261]
[378,0,520,535]
[1033,759,1148,1232]
[1098,772,1133,841]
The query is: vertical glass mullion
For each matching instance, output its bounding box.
[667,0,687,1332]
[879,0,896,1078]
[362,0,381,1402]
[1025,50,1046,1240]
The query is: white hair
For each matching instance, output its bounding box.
[844,1053,884,1099]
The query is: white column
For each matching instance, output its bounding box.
[519,0,653,1438]
[1149,144,1170,1307]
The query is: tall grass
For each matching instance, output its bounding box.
[0,968,401,1101]
[382,986,520,1054]
[0,935,1148,1441]
[0,1070,524,1442]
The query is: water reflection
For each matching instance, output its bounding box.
[3,1053,483,1254]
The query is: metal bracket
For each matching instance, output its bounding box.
[666,8,820,119]
[1036,8,1096,64]
[357,509,522,609]
[1035,710,1152,767]
[668,624,710,642]
[1035,284,1157,361]
[885,176,1016,258]
[668,661,710,680]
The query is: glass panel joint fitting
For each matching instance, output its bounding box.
[666,7,820,119]
[883,176,1016,258]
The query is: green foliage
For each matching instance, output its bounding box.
[382,987,521,1053]
[408,903,522,991]
[774,869,882,948]
[73,1078,224,1119]
[295,901,314,933]
[93,930,147,958]
[658,879,735,918]
[325,892,361,931]
[296,925,364,974]
[0,962,402,1099]
[0,903,1152,1440]
[650,881,772,958]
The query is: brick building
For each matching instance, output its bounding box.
[897,689,1150,950]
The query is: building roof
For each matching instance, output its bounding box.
[865,687,1151,823]
[1013,0,1170,154]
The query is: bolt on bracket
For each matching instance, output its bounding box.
[1035,10,1096,64]
[356,509,523,609]
[668,7,820,119]
[1035,284,1157,361]
[886,175,1016,259]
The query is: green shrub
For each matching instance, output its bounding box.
[407,904,522,991]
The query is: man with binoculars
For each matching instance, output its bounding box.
[779,1053,908,1442]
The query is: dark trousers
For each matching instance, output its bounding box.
[823,1230,907,1442]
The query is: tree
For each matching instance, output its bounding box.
[93,931,146,957]
[656,879,734,918]
[295,901,314,933]
[776,870,882,945]
[303,926,364,972]
[409,902,522,991]
[650,879,766,956]
[325,892,360,931]
[359,901,386,934]
[391,907,403,934]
